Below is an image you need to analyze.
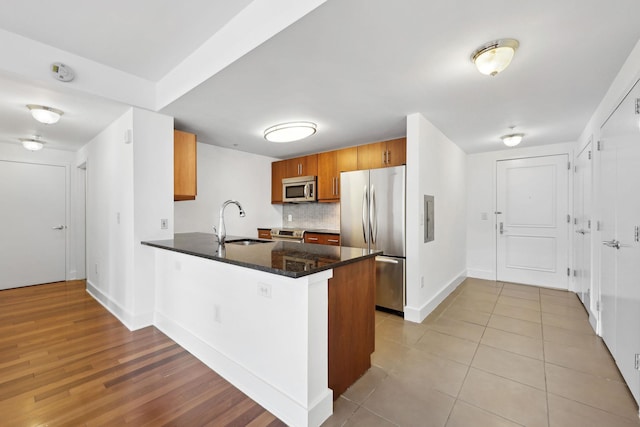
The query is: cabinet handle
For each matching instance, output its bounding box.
[328,239,339,243]
[386,150,390,164]
[308,237,319,241]
[382,150,386,165]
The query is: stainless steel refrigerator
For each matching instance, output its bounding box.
[340,165,406,314]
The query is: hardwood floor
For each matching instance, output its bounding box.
[0,280,285,426]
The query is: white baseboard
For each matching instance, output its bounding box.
[154,311,332,427]
[404,271,466,323]
[466,269,495,281]
[85,280,153,331]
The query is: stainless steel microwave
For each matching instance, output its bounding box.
[282,176,316,202]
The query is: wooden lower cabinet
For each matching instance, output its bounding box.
[304,232,340,246]
[257,228,272,239]
[328,257,375,398]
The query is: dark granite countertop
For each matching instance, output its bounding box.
[142,232,377,278]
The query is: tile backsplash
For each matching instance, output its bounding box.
[282,203,340,230]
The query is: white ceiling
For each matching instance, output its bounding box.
[1,0,639,157]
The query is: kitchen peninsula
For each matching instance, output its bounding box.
[142,233,378,427]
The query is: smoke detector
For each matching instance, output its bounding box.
[50,62,75,82]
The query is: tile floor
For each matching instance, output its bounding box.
[321,278,640,427]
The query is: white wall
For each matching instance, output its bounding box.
[465,143,574,281]
[174,143,282,237]
[405,113,467,323]
[0,141,84,280]
[78,107,173,329]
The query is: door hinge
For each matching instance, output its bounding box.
[635,354,640,370]
[596,220,601,231]
[567,267,570,276]
[574,165,577,173]
[588,150,592,160]
[567,161,571,170]
[588,219,591,229]
[567,214,571,223]
[635,225,639,243]
[596,300,600,312]
[574,217,578,225]
[573,269,577,277]
[635,98,640,115]
[597,140,603,151]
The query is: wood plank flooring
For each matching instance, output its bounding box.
[0,280,286,426]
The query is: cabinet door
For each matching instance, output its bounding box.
[318,151,338,201]
[271,160,287,204]
[385,138,406,167]
[357,142,384,170]
[335,147,358,199]
[287,154,318,177]
[257,228,272,239]
[304,233,322,244]
[174,130,197,201]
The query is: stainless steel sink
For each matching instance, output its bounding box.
[225,238,271,246]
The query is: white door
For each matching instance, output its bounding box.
[599,79,640,404]
[496,155,569,288]
[573,143,592,307]
[0,161,66,290]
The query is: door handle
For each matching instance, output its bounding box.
[376,256,399,264]
[362,186,368,243]
[370,185,377,244]
[602,239,621,249]
[52,225,66,230]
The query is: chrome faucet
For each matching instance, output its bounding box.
[216,200,245,245]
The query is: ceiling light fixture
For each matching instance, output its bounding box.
[264,121,317,143]
[27,104,64,124]
[501,133,524,147]
[471,39,519,76]
[20,136,46,151]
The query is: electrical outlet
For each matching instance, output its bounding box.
[287,214,293,222]
[160,218,168,229]
[258,282,272,298]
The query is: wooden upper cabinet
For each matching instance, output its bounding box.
[286,154,318,177]
[357,138,406,170]
[174,130,197,201]
[318,147,357,202]
[271,160,287,204]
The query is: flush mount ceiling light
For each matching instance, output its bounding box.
[264,121,317,143]
[20,136,46,151]
[27,104,64,124]
[501,133,524,147]
[471,39,519,76]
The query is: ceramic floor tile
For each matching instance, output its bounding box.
[472,344,546,390]
[487,314,543,339]
[547,393,640,427]
[342,365,388,404]
[500,288,541,301]
[540,287,575,298]
[492,303,542,323]
[321,397,359,427]
[497,295,542,311]
[542,324,600,350]
[540,301,587,318]
[446,400,523,427]
[371,336,411,373]
[375,317,428,346]
[541,312,594,334]
[362,375,455,427]
[540,293,583,308]
[544,340,623,382]
[389,348,469,398]
[481,327,544,360]
[501,282,541,295]
[460,286,501,300]
[545,363,639,421]
[447,295,496,314]
[343,406,398,427]
[458,368,548,427]
[440,305,491,326]
[413,329,479,365]
[425,316,486,342]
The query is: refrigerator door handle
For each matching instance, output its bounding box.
[362,185,369,243]
[376,256,399,264]
[370,185,377,244]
